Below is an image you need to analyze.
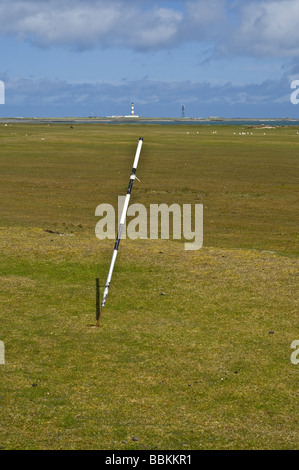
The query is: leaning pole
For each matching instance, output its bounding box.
[96,137,144,327]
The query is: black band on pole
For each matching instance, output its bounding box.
[96,278,100,321]
[127,179,134,194]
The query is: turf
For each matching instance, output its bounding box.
[0,123,298,449]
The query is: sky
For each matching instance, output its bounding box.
[0,0,299,118]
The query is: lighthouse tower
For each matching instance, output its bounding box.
[125,102,139,118]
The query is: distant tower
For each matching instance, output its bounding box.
[131,102,135,116]
[182,104,185,118]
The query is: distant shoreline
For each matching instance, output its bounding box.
[1,116,299,125]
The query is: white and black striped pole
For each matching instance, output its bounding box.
[96,137,143,327]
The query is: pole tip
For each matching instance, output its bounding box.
[139,137,143,141]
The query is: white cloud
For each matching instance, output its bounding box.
[0,0,184,50]
[0,1,132,48]
[0,0,299,59]
[224,0,299,58]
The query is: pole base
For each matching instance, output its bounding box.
[96,308,104,327]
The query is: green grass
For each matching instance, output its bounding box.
[0,123,298,449]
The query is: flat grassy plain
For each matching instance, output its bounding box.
[0,123,298,450]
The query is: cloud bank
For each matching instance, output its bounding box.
[0,0,299,57]
[3,72,296,118]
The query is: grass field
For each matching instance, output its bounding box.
[0,123,298,450]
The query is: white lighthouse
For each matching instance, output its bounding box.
[125,102,139,118]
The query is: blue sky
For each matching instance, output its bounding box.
[0,0,299,117]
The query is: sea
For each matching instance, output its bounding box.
[1,118,299,126]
